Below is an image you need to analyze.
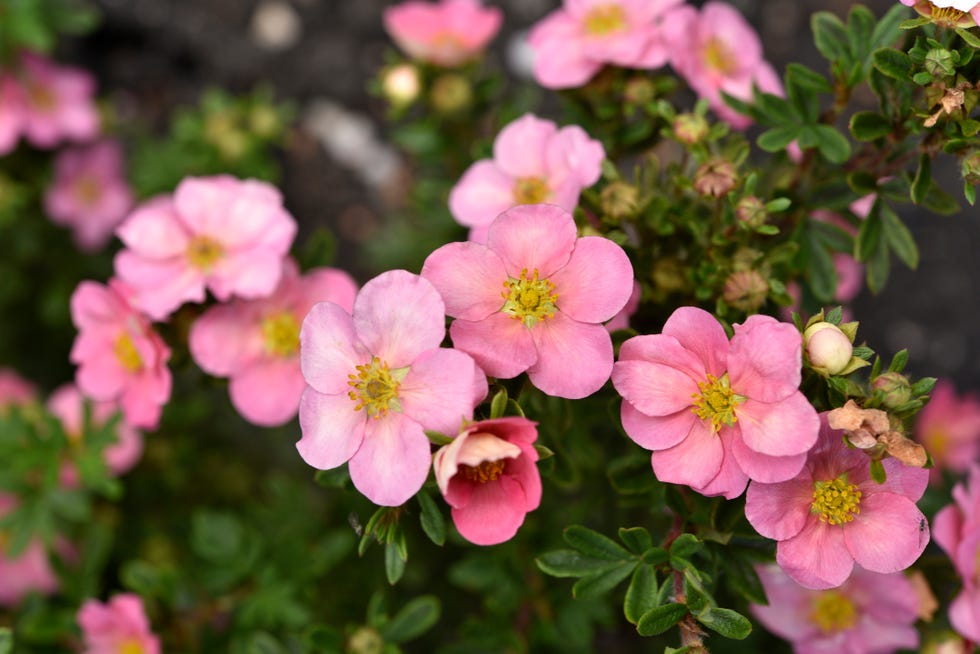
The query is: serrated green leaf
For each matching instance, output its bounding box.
[813,125,851,164]
[573,562,637,599]
[849,111,892,141]
[881,205,919,269]
[872,48,913,80]
[417,491,446,546]
[563,525,633,561]
[636,603,689,637]
[536,549,625,578]
[696,608,752,640]
[381,596,440,643]
[619,527,653,554]
[625,565,659,624]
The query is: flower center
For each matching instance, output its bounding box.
[512,176,550,205]
[25,82,56,112]
[186,235,224,271]
[691,373,742,432]
[118,640,146,654]
[261,312,300,357]
[921,5,972,27]
[73,175,102,206]
[703,37,737,75]
[114,333,143,373]
[583,4,627,36]
[811,475,862,525]
[501,268,558,328]
[459,459,507,484]
[348,357,404,419]
[809,591,857,633]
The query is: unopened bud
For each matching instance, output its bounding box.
[348,627,384,654]
[694,159,737,198]
[736,196,768,229]
[723,270,768,312]
[624,76,656,105]
[381,63,421,108]
[429,73,472,114]
[600,181,639,221]
[248,104,281,139]
[803,322,853,375]
[673,113,709,145]
[925,48,957,78]
[962,150,980,185]
[651,257,688,294]
[872,371,913,409]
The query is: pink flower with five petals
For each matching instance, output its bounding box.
[383,0,502,67]
[77,593,161,654]
[15,52,101,149]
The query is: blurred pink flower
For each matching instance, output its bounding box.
[663,1,782,129]
[751,563,920,654]
[47,384,143,488]
[70,279,172,430]
[746,413,930,590]
[77,593,161,654]
[605,279,641,333]
[933,464,980,641]
[298,270,487,506]
[0,367,37,408]
[900,0,980,26]
[915,380,980,482]
[190,258,358,427]
[527,0,683,89]
[0,74,25,155]
[0,494,59,607]
[612,307,819,499]
[449,114,605,243]
[433,417,542,545]
[45,139,134,252]
[16,52,101,148]
[383,0,502,67]
[422,204,633,399]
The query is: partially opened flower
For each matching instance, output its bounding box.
[190,258,358,427]
[746,413,930,589]
[69,279,172,430]
[449,114,605,243]
[527,0,684,89]
[433,417,542,545]
[0,494,59,607]
[612,306,819,499]
[750,563,920,654]
[77,593,161,654]
[933,464,980,641]
[900,0,980,27]
[422,204,633,399]
[915,380,980,482]
[114,175,297,321]
[298,270,487,506]
[383,0,502,67]
[17,51,101,148]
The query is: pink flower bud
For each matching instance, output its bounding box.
[803,322,852,375]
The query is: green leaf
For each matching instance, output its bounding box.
[417,491,446,546]
[881,205,919,269]
[536,549,625,578]
[0,627,12,654]
[668,534,702,560]
[871,4,912,48]
[849,111,892,141]
[245,632,286,654]
[757,126,800,152]
[683,569,712,614]
[385,539,406,585]
[723,556,768,606]
[911,153,931,205]
[381,596,440,643]
[872,48,913,80]
[889,349,910,373]
[956,27,980,49]
[618,527,653,554]
[813,125,852,164]
[870,459,887,484]
[812,12,849,62]
[855,210,883,263]
[785,63,833,93]
[624,565,659,625]
[489,389,507,419]
[696,608,752,640]
[847,5,876,61]
[572,562,637,599]
[563,525,633,561]
[966,182,977,206]
[636,603,689,637]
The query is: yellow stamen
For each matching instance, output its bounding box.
[811,475,862,525]
[26,82,56,111]
[512,177,550,205]
[118,639,147,654]
[703,37,737,76]
[459,459,507,484]
[691,373,742,432]
[501,268,558,328]
[114,333,143,373]
[186,235,224,271]
[583,4,627,36]
[73,175,102,206]
[347,357,404,419]
[261,312,300,358]
[809,591,858,633]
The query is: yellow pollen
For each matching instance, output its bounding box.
[460,459,507,484]
[118,639,146,654]
[114,333,143,373]
[811,475,862,525]
[186,235,224,271]
[26,82,56,111]
[74,175,102,206]
[261,312,300,358]
[583,4,627,36]
[512,177,550,205]
[501,268,558,328]
[348,357,403,419]
[929,6,971,27]
[809,591,857,633]
[703,37,737,76]
[691,373,742,432]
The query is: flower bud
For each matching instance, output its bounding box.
[803,322,853,375]
[381,63,421,108]
[925,48,957,78]
[722,270,768,312]
[694,159,737,198]
[872,371,912,409]
[736,196,768,229]
[673,113,709,145]
[962,150,980,185]
[600,181,639,221]
[651,257,688,294]
[248,104,282,139]
[624,76,656,105]
[348,627,384,654]
[430,73,472,114]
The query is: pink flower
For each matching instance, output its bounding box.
[527,0,683,89]
[750,563,920,654]
[663,2,782,129]
[900,0,980,27]
[0,494,59,607]
[16,52,101,148]
[114,175,298,321]
[77,593,161,654]
[612,306,819,499]
[449,114,605,244]
[746,413,930,590]
[47,384,143,487]
[298,270,487,506]
[70,279,172,430]
[422,204,633,399]
[933,464,980,641]
[44,139,134,252]
[190,258,358,427]
[0,73,25,155]
[0,367,37,408]
[605,279,641,333]
[433,417,542,545]
[915,380,980,482]
[383,0,502,67]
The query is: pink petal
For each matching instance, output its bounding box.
[745,474,814,540]
[550,236,633,324]
[449,313,537,379]
[843,493,929,574]
[348,412,432,506]
[70,281,119,330]
[732,435,807,483]
[693,431,749,499]
[189,304,263,377]
[451,475,529,545]
[300,302,366,395]
[612,359,698,417]
[950,586,980,642]
[734,393,819,457]
[208,249,284,301]
[620,402,698,451]
[509,440,542,511]
[546,125,605,188]
[932,504,961,558]
[728,315,803,402]
[527,314,613,399]
[421,242,508,321]
[115,197,188,258]
[448,161,518,233]
[878,457,929,502]
[296,388,366,470]
[492,114,554,179]
[113,251,203,321]
[776,517,854,589]
[229,358,306,427]
[298,267,358,314]
[617,333,707,380]
[399,347,486,435]
[486,204,577,279]
[76,357,127,401]
[661,306,729,377]
[650,425,723,489]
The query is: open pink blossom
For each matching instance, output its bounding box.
[190,258,358,427]
[527,0,684,89]
[77,593,161,654]
[449,114,605,243]
[422,204,633,399]
[0,368,36,408]
[612,306,819,499]
[915,380,980,482]
[746,413,930,590]
[0,73,25,155]
[70,279,172,430]
[0,494,59,607]
[433,417,542,545]
[663,1,782,129]
[298,270,487,506]
[48,384,143,488]
[933,464,980,641]
[44,139,134,252]
[383,0,502,67]
[114,175,298,320]
[900,0,980,26]
[751,563,920,654]
[16,52,101,148]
